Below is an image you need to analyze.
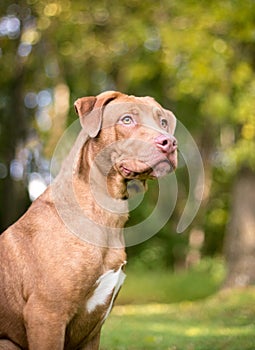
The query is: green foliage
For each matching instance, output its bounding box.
[101,287,255,349]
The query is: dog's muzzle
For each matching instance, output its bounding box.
[116,134,178,180]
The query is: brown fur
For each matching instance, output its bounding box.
[0,91,177,349]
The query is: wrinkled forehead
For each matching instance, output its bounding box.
[109,94,163,110]
[102,97,176,129]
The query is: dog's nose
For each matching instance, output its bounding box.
[154,134,177,153]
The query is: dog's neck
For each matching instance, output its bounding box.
[75,139,129,226]
[73,173,129,229]
[51,131,129,247]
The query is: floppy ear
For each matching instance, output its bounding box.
[74,91,121,138]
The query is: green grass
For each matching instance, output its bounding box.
[117,259,226,304]
[101,287,255,350]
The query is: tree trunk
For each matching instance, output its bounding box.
[223,168,255,288]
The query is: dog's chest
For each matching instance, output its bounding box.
[86,262,126,321]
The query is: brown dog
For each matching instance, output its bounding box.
[0,91,177,350]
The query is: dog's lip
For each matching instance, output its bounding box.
[120,165,133,177]
[119,164,151,178]
[118,155,177,179]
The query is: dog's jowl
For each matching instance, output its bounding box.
[0,91,177,350]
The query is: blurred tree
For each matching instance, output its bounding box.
[224,168,255,287]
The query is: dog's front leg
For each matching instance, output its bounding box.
[24,301,66,350]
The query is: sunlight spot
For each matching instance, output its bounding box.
[144,35,161,52]
[10,159,23,180]
[35,109,52,131]
[18,42,32,57]
[186,327,204,336]
[37,90,52,107]
[113,303,175,316]
[24,92,37,109]
[0,16,20,38]
[44,3,61,17]
[28,173,47,201]
[21,29,40,45]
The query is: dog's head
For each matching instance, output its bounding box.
[74,91,177,196]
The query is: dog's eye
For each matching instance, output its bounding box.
[160,118,168,129]
[121,115,134,125]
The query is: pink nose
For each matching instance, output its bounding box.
[154,134,177,153]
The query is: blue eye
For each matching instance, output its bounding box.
[160,118,168,129]
[121,115,134,125]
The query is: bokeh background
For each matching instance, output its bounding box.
[1,1,255,348]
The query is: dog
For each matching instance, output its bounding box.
[0,91,177,350]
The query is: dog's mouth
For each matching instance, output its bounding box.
[119,163,152,179]
[118,153,177,180]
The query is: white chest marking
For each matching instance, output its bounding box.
[86,263,126,319]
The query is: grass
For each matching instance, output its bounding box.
[117,258,226,304]
[101,287,255,350]
[100,260,255,349]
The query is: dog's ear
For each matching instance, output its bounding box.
[74,91,121,138]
